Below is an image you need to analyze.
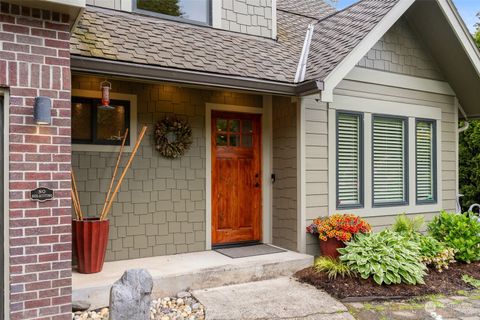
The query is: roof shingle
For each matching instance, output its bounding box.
[70,0,402,85]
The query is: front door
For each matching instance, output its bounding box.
[212,111,262,246]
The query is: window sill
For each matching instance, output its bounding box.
[72,144,135,153]
[335,203,442,218]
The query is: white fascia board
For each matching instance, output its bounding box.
[345,67,455,96]
[320,0,416,102]
[437,0,480,76]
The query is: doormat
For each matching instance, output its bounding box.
[215,244,286,259]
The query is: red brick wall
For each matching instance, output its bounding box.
[0,2,72,319]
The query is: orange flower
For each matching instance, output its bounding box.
[306,214,371,242]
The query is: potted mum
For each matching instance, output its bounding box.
[307,214,371,259]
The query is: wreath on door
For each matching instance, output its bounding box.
[154,117,192,159]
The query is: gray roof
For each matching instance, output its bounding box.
[70,0,400,85]
[305,0,399,81]
[277,0,336,19]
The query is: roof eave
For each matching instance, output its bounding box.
[70,56,299,96]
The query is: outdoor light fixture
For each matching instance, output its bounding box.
[33,96,52,125]
[100,80,115,110]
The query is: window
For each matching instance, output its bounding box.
[135,0,211,25]
[336,112,363,209]
[416,120,436,204]
[72,97,130,146]
[372,116,408,206]
[215,118,253,148]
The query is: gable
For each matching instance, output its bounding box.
[357,17,445,81]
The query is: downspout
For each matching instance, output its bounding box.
[294,24,315,83]
[456,101,469,213]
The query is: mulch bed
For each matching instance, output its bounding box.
[295,261,480,301]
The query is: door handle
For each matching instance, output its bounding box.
[254,182,260,188]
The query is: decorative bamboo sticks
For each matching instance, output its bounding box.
[71,169,83,221]
[100,126,147,221]
[71,126,147,222]
[99,128,129,219]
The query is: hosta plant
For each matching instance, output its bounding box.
[338,229,427,285]
[428,211,480,263]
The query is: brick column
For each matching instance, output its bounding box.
[0,3,72,320]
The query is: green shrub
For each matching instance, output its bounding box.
[428,211,480,263]
[314,256,353,279]
[391,214,424,235]
[338,230,426,285]
[417,234,456,272]
[391,214,456,271]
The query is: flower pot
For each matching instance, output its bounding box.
[319,237,346,259]
[73,218,109,274]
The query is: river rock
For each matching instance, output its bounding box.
[109,269,153,320]
[72,300,91,312]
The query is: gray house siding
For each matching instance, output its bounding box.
[357,17,445,81]
[71,75,264,261]
[272,96,297,251]
[303,80,457,255]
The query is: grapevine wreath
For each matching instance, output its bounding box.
[154,118,192,159]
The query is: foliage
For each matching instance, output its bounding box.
[428,211,480,263]
[306,214,371,242]
[459,120,480,211]
[137,0,182,17]
[391,214,424,234]
[461,15,480,211]
[417,235,456,272]
[462,274,480,289]
[475,13,480,48]
[391,214,455,271]
[314,256,354,279]
[338,230,427,285]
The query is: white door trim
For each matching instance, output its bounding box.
[205,102,272,250]
[1,89,9,318]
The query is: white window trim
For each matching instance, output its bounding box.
[328,95,442,217]
[71,89,138,153]
[205,101,272,250]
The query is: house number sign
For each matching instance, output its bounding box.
[30,187,54,202]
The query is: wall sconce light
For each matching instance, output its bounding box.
[33,96,52,125]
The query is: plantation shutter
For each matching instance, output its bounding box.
[416,120,436,203]
[373,116,407,205]
[337,113,362,208]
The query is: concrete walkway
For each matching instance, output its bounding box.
[346,290,480,320]
[73,250,312,309]
[193,277,355,320]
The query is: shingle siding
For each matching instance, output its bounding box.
[71,75,263,261]
[357,17,445,80]
[221,0,273,37]
[272,96,297,251]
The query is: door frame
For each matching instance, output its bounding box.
[205,99,272,250]
[0,89,9,318]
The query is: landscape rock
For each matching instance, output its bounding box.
[109,269,153,320]
[72,300,91,312]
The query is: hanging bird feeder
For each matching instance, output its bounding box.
[100,80,115,110]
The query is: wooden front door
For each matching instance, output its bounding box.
[212,111,262,245]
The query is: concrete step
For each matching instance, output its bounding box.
[73,249,313,309]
